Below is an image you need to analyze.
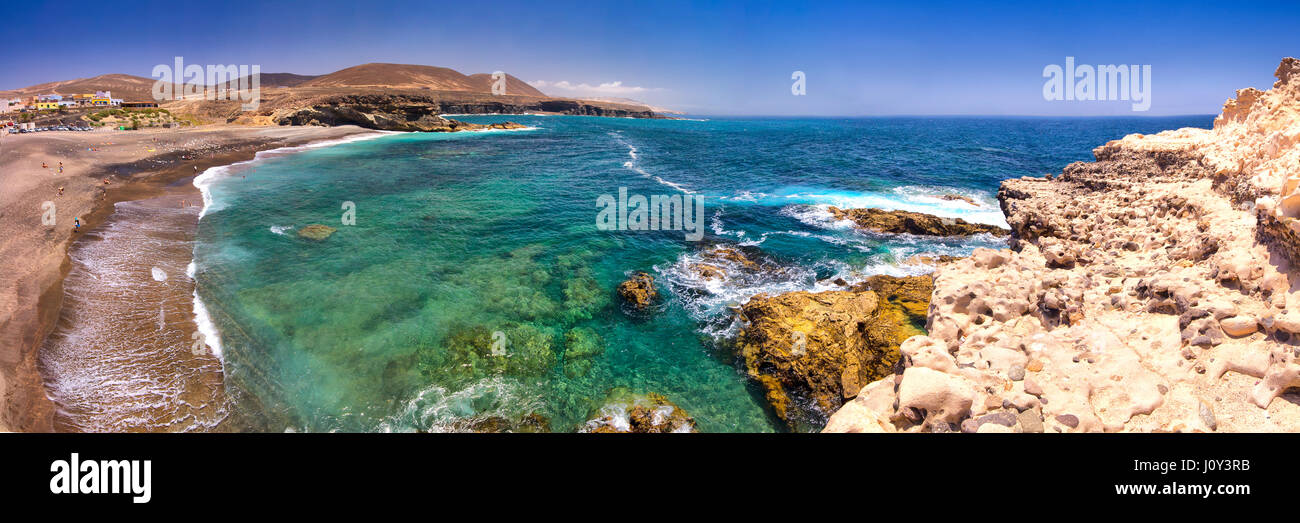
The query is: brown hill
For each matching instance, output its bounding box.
[298,63,482,91]
[467,73,547,97]
[0,73,155,101]
[254,73,319,88]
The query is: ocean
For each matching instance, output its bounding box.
[44,115,1215,432]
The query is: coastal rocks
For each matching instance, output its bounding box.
[297,224,337,240]
[617,271,657,309]
[580,389,697,433]
[940,193,979,206]
[735,276,930,428]
[688,245,759,280]
[270,94,532,132]
[824,58,1300,434]
[897,366,977,425]
[268,93,659,132]
[827,206,1009,237]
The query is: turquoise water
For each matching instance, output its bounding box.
[192,115,1213,432]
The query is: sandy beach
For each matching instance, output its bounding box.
[0,124,377,432]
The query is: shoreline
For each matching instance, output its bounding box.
[0,124,379,432]
[824,58,1300,433]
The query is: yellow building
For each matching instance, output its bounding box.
[35,101,58,110]
[90,98,111,106]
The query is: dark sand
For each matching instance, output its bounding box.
[0,125,377,432]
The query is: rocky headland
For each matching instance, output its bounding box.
[822,57,1300,433]
[266,93,638,132]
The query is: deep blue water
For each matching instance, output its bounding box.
[190,114,1213,432]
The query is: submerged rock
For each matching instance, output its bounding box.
[562,327,605,379]
[459,413,551,433]
[827,206,1009,237]
[580,389,697,433]
[940,193,979,206]
[617,271,657,309]
[297,224,337,240]
[685,245,788,284]
[688,245,757,280]
[851,274,935,323]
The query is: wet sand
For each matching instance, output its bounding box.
[0,125,377,432]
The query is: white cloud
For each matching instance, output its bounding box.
[528,80,660,96]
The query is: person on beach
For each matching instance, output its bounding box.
[58,162,63,174]
[58,186,64,196]
[74,218,80,231]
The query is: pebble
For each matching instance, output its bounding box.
[960,418,980,434]
[1008,364,1026,381]
[1026,359,1043,372]
[978,411,1017,427]
[1017,409,1045,433]
[1023,376,1043,396]
[1055,414,1080,428]
[1199,400,1218,431]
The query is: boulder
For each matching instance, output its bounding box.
[616,271,657,309]
[735,284,926,427]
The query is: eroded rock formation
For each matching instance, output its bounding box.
[268,93,656,132]
[617,271,657,309]
[734,275,933,429]
[828,206,1009,237]
[825,57,1300,433]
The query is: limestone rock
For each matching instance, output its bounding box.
[735,280,927,428]
[824,58,1300,433]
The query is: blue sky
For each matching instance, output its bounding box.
[6,0,1298,115]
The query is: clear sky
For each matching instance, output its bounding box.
[5,0,1298,115]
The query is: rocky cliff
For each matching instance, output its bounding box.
[825,57,1300,433]
[167,88,666,130]
[269,93,625,131]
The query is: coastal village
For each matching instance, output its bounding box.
[1,90,163,133]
